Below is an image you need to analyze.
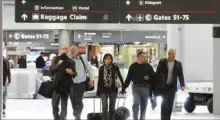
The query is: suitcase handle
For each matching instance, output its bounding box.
[117,93,126,109]
[93,97,102,115]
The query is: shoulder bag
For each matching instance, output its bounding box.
[79,56,95,92]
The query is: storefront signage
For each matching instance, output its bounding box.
[74,30,121,42]
[121,31,167,43]
[5,30,53,42]
[15,0,119,23]
[16,0,220,24]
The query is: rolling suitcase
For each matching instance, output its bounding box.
[87,98,102,120]
[115,94,130,120]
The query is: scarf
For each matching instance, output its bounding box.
[103,64,113,88]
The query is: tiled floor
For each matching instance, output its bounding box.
[3,68,220,119]
[3,93,220,120]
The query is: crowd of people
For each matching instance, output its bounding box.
[48,45,185,120]
[2,45,185,120]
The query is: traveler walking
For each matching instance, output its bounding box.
[50,46,77,120]
[97,53,124,120]
[122,51,155,120]
[17,55,27,68]
[156,49,185,120]
[3,57,11,117]
[69,45,94,120]
[36,52,46,68]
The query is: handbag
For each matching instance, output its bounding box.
[79,56,95,92]
[115,71,122,88]
[38,80,53,98]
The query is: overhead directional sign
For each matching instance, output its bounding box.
[15,0,119,23]
[120,0,220,23]
[16,0,220,23]
[5,30,53,42]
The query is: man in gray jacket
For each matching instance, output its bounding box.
[70,45,94,120]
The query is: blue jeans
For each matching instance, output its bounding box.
[132,84,149,120]
[70,83,85,120]
[3,86,7,110]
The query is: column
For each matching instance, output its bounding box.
[0,1,3,119]
[213,25,220,115]
[59,30,71,47]
[167,24,183,61]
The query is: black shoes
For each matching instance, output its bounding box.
[3,111,6,117]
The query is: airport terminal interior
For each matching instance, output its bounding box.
[1,0,220,120]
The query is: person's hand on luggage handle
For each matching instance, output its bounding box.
[89,80,94,88]
[120,88,126,94]
[120,90,126,94]
[66,68,73,75]
[58,60,63,65]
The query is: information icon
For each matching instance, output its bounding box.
[34,5,40,11]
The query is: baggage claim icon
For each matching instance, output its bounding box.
[145,14,153,22]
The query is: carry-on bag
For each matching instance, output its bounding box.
[38,80,53,98]
[115,94,130,120]
[87,97,102,120]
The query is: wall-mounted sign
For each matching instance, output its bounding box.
[121,31,167,43]
[15,0,119,23]
[5,30,53,42]
[74,30,121,42]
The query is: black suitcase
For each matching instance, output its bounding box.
[38,80,53,98]
[115,93,130,120]
[87,98,102,120]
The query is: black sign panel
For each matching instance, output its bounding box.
[5,30,53,42]
[122,31,167,43]
[74,30,121,42]
[120,0,220,23]
[15,0,119,23]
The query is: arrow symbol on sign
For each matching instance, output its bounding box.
[21,13,28,20]
[9,34,12,39]
[126,14,132,21]
[21,0,26,4]
[126,0,131,6]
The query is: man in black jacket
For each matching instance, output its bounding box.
[122,52,155,120]
[50,46,77,120]
[3,57,11,117]
[156,49,185,120]
[36,52,45,68]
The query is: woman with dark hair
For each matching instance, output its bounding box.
[97,53,124,120]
